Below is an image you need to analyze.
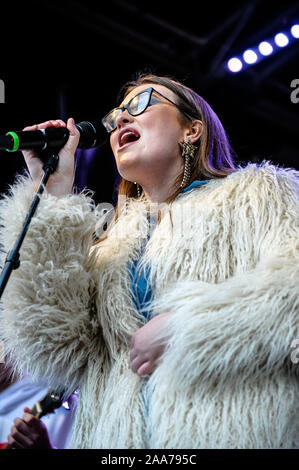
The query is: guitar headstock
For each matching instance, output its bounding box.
[4,389,66,449]
[31,390,65,419]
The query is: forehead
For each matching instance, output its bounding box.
[120,83,177,107]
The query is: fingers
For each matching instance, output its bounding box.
[21,120,68,162]
[22,412,39,427]
[22,118,80,155]
[14,416,34,436]
[63,117,80,153]
[131,355,154,376]
[8,418,34,448]
[130,332,150,375]
[22,119,67,131]
[22,124,39,131]
[130,354,142,374]
[137,361,153,377]
[7,414,48,449]
[7,433,24,449]
[7,412,54,449]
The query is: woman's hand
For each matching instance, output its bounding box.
[22,118,80,198]
[7,407,55,449]
[130,312,173,377]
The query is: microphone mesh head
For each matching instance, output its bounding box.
[76,121,98,148]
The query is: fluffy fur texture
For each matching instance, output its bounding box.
[0,162,298,448]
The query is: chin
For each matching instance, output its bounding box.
[116,157,140,181]
[117,167,139,183]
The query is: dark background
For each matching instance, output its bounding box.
[0,0,298,205]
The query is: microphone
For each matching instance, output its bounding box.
[0,121,107,153]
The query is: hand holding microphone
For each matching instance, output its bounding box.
[21,118,80,198]
[0,118,102,296]
[0,118,105,198]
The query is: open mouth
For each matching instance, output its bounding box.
[119,129,140,148]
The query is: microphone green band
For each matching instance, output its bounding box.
[6,131,19,152]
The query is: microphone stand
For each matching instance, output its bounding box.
[0,150,59,298]
[0,150,77,450]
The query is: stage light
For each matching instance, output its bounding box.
[226,20,298,74]
[258,41,273,56]
[290,24,299,38]
[227,57,243,72]
[274,33,289,47]
[243,49,258,64]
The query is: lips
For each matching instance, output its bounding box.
[118,127,140,148]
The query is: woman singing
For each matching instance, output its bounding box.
[0,73,298,448]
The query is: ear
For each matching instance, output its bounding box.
[184,120,203,144]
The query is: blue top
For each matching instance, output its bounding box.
[129,180,209,321]
[180,179,209,193]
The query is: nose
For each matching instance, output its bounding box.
[115,108,135,129]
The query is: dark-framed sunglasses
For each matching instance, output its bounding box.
[101,87,195,133]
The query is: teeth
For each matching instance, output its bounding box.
[120,131,139,145]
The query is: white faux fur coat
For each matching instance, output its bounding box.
[0,161,298,449]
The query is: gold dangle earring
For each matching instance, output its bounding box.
[179,139,197,188]
[134,182,141,198]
